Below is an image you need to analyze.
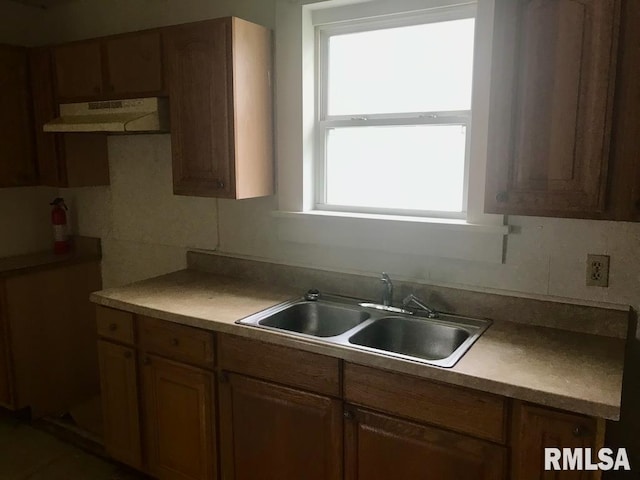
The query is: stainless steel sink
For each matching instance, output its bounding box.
[236,294,491,368]
[257,301,370,337]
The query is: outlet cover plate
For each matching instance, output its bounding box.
[586,254,610,287]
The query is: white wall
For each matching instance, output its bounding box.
[40,0,640,313]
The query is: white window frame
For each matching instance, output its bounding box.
[314,4,477,220]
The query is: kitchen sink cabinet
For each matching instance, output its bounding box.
[218,334,343,480]
[218,373,343,480]
[53,32,164,102]
[164,17,274,199]
[95,309,611,480]
[344,406,507,480]
[512,401,605,480]
[485,0,620,218]
[0,44,37,188]
[141,354,216,480]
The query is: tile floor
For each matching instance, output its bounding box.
[0,412,145,480]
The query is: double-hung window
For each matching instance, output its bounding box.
[315,5,476,219]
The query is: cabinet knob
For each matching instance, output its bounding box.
[171,338,179,347]
[215,180,225,189]
[124,351,132,359]
[343,410,354,420]
[109,323,118,331]
[573,424,590,437]
[143,357,151,366]
[496,191,508,203]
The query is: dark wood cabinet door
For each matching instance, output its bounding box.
[345,406,506,480]
[141,354,216,480]
[54,41,103,100]
[0,45,36,187]
[97,340,142,470]
[485,0,620,218]
[0,283,13,408]
[219,373,343,480]
[105,32,164,96]
[511,402,604,480]
[164,19,235,198]
[29,47,62,187]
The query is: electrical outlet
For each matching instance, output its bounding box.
[586,254,610,287]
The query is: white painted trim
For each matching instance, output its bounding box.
[272,209,510,234]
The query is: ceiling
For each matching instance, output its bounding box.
[8,0,79,9]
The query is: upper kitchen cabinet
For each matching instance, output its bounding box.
[30,48,110,187]
[0,45,37,187]
[165,17,274,199]
[485,0,620,218]
[53,31,164,102]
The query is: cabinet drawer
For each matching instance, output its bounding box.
[218,334,341,397]
[344,363,507,443]
[96,307,134,345]
[138,316,214,368]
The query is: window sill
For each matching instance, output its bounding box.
[272,210,510,235]
[271,210,509,264]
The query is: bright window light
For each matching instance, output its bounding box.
[328,19,475,116]
[326,125,467,212]
[316,10,476,217]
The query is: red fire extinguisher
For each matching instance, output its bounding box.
[50,198,71,255]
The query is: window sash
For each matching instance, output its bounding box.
[315,5,475,218]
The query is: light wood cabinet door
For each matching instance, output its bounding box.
[104,32,164,96]
[345,406,506,480]
[0,45,36,187]
[485,0,620,218]
[165,19,234,198]
[98,340,142,470]
[218,373,343,480]
[54,41,103,100]
[512,402,605,480]
[141,354,216,480]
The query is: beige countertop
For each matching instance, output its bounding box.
[90,269,627,421]
[0,240,101,278]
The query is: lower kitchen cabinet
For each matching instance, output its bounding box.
[95,310,611,480]
[96,307,217,480]
[218,373,343,480]
[98,340,142,470]
[141,354,216,480]
[344,406,506,480]
[0,261,101,416]
[512,401,605,480]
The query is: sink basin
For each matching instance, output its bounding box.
[256,301,370,337]
[348,316,470,361]
[237,294,490,368]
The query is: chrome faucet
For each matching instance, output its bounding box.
[380,273,393,306]
[402,293,439,319]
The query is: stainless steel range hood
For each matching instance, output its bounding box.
[43,97,169,133]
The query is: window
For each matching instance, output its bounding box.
[315,6,476,219]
